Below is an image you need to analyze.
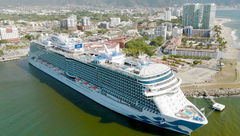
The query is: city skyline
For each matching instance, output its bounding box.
[0,1,239,136]
[182,3,216,29]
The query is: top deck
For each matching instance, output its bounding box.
[33,35,170,80]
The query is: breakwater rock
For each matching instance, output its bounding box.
[183,88,240,97]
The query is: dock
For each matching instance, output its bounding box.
[212,103,225,111]
[204,90,225,111]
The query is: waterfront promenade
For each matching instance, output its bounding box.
[177,17,240,95]
[0,48,29,62]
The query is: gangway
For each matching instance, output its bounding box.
[203,90,225,111]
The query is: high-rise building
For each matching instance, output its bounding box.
[81,17,91,26]
[162,22,173,31]
[164,10,172,21]
[60,14,77,30]
[172,26,183,38]
[154,25,167,41]
[182,3,216,29]
[110,18,121,27]
[98,22,109,29]
[175,9,181,17]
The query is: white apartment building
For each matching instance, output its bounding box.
[182,3,216,29]
[164,10,172,21]
[60,14,77,30]
[172,26,183,38]
[154,25,167,41]
[82,17,91,26]
[0,26,20,42]
[110,18,121,27]
[176,10,181,17]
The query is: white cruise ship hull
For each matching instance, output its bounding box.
[28,57,204,135]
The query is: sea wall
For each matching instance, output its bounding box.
[183,88,240,97]
[0,54,28,62]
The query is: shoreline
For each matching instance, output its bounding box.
[0,48,29,62]
[215,18,240,59]
[0,54,28,62]
[182,18,240,97]
[183,88,240,97]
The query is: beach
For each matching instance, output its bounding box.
[179,17,240,96]
[215,18,240,60]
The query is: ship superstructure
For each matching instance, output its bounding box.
[28,35,208,135]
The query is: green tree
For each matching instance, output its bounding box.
[198,43,203,46]
[0,40,9,44]
[145,48,154,57]
[97,29,107,34]
[214,25,222,34]
[182,39,187,46]
[189,42,193,47]
[150,36,163,47]
[219,47,223,51]
[220,41,227,48]
[85,31,93,36]
[163,56,168,61]
[0,50,3,56]
[141,35,149,41]
[24,34,35,41]
[193,60,201,65]
[175,59,181,64]
[125,38,155,57]
[207,43,213,49]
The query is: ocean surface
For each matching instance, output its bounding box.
[216,10,240,49]
[0,10,240,136]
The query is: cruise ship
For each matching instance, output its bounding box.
[28,35,208,135]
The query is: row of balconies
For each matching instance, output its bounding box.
[144,78,181,98]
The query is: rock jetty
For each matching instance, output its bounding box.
[183,88,240,97]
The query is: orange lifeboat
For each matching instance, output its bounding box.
[75,78,81,81]
[91,86,98,90]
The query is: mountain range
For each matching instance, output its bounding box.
[1,0,240,7]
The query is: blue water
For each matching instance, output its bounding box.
[216,10,240,49]
[184,110,192,116]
